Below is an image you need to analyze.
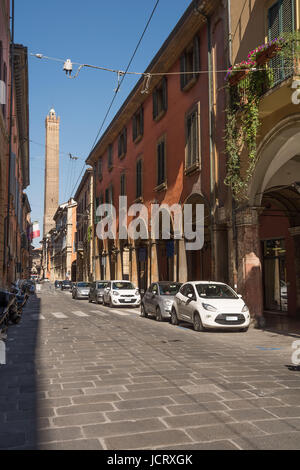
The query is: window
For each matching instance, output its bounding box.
[136,158,143,199]
[268,0,295,85]
[185,103,201,172]
[105,184,113,205]
[153,77,167,120]
[180,36,200,91]
[97,157,103,180]
[120,172,126,196]
[132,107,144,142]
[108,144,113,170]
[156,137,166,188]
[118,127,127,158]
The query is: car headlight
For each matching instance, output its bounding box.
[135,289,140,296]
[112,291,119,296]
[241,304,249,312]
[202,303,217,312]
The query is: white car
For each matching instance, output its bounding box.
[103,280,141,308]
[171,281,250,332]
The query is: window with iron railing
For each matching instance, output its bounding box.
[268,0,295,86]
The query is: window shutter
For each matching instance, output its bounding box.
[193,35,200,78]
[153,88,158,119]
[140,107,144,135]
[132,115,137,141]
[136,160,142,198]
[124,127,127,154]
[118,134,121,157]
[180,54,186,89]
[162,77,168,112]
[282,0,294,33]
[269,0,294,84]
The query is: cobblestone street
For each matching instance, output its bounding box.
[1,284,300,450]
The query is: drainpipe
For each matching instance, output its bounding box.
[196,6,215,280]
[226,0,239,287]
[206,15,216,280]
[5,0,15,285]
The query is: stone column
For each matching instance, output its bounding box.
[116,241,123,280]
[289,226,300,315]
[178,239,188,283]
[236,207,264,326]
[130,242,138,286]
[149,241,159,284]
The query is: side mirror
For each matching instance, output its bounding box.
[187,293,193,299]
[237,294,242,298]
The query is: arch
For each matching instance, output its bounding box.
[249,114,300,206]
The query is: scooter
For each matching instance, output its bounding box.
[0,289,19,335]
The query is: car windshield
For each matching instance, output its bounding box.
[63,281,71,285]
[159,283,181,296]
[77,282,90,288]
[112,282,135,290]
[196,284,238,299]
[97,282,109,289]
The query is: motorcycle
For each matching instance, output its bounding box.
[0,289,19,335]
[9,282,29,323]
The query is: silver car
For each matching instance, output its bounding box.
[88,281,109,304]
[72,282,91,300]
[141,282,182,321]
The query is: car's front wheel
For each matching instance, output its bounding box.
[193,312,204,332]
[140,304,148,318]
[170,308,179,326]
[156,307,162,322]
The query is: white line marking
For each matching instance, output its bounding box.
[31,314,45,320]
[72,311,89,317]
[114,311,130,316]
[90,310,109,316]
[52,312,68,319]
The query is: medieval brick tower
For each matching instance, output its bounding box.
[43,108,60,237]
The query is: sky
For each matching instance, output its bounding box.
[14,0,192,247]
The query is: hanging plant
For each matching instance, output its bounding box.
[247,38,285,65]
[225,60,256,86]
[225,69,274,199]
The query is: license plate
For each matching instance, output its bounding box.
[226,316,238,321]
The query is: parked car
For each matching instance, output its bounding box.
[54,280,62,289]
[171,281,250,332]
[103,280,141,307]
[61,280,72,291]
[72,282,91,300]
[141,282,182,321]
[88,281,109,304]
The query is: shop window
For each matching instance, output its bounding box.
[263,238,288,312]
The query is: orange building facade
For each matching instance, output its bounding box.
[86,1,230,295]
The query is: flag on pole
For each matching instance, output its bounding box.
[31,221,40,239]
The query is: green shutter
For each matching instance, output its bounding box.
[180,54,186,89]
[132,114,137,141]
[162,77,168,112]
[140,107,144,135]
[268,0,294,85]
[153,88,158,119]
[193,35,200,78]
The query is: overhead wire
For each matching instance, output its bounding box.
[66,0,161,201]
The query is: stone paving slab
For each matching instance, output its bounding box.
[1,286,300,450]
